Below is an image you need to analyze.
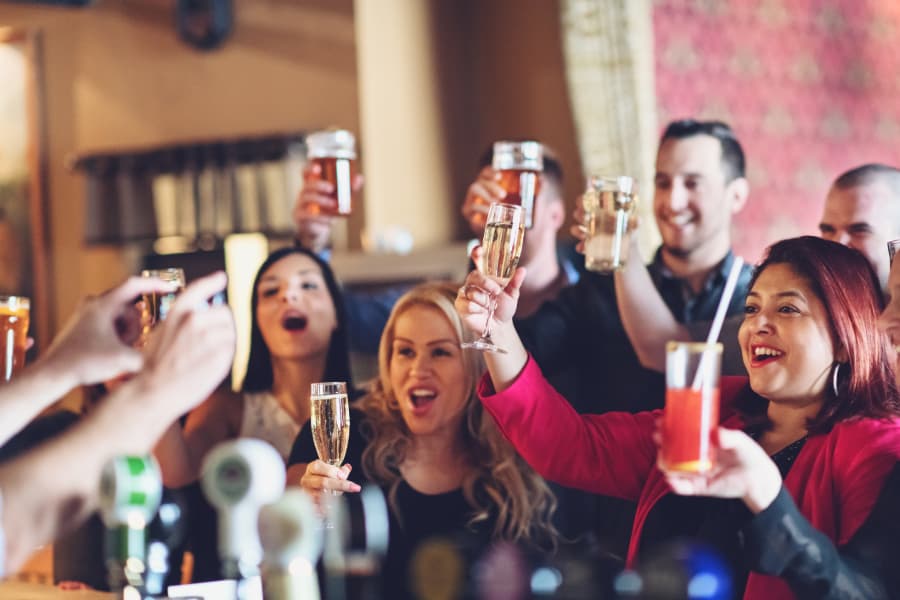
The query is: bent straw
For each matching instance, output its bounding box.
[691,256,745,390]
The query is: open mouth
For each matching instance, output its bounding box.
[409,388,437,409]
[281,313,308,332]
[750,345,784,367]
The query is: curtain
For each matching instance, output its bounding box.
[560,0,659,254]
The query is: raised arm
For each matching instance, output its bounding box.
[153,389,239,488]
[614,236,693,371]
[0,272,235,574]
[455,266,529,392]
[0,275,178,446]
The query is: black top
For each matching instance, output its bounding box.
[641,433,807,596]
[638,436,900,599]
[289,411,506,599]
[516,249,751,415]
[515,250,753,555]
[288,406,368,480]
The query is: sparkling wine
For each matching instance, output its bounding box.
[481,221,525,286]
[311,393,350,466]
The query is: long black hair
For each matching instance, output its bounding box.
[241,246,353,392]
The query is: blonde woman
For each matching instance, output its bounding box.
[290,281,556,597]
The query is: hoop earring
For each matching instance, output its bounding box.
[832,362,845,398]
[386,392,400,411]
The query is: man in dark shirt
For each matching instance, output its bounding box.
[515,119,752,555]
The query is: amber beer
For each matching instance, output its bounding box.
[660,342,722,474]
[306,129,357,217]
[492,141,543,229]
[139,268,186,346]
[0,296,30,381]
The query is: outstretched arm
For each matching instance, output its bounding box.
[0,272,235,574]
[0,275,178,447]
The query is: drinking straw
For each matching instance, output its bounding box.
[691,256,745,390]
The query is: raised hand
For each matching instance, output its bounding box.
[455,253,526,340]
[42,275,179,387]
[569,195,588,254]
[300,460,361,497]
[141,271,236,418]
[292,162,364,253]
[461,167,507,236]
[661,426,783,514]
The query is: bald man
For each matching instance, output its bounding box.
[819,163,900,295]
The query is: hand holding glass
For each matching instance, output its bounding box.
[310,381,350,493]
[461,203,525,354]
[660,342,722,475]
[305,129,357,216]
[582,175,637,273]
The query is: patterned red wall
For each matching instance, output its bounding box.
[653,0,900,262]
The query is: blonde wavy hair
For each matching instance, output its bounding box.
[356,281,557,546]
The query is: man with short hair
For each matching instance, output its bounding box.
[513,120,752,556]
[621,162,900,377]
[520,120,751,412]
[819,163,900,296]
[461,147,581,318]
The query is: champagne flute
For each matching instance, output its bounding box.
[310,381,351,527]
[462,203,525,354]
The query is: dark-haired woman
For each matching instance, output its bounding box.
[456,236,900,599]
[153,246,353,581]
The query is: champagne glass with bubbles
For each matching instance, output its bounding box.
[311,381,351,526]
[462,203,525,354]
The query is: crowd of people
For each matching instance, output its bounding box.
[0,118,899,600]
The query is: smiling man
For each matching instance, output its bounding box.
[518,119,751,412]
[514,119,752,556]
[819,164,900,296]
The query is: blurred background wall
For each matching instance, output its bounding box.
[1,0,900,344]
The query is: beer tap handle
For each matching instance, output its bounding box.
[98,456,163,596]
[200,439,286,582]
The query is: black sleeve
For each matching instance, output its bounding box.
[743,467,900,600]
[287,407,368,478]
[515,273,616,375]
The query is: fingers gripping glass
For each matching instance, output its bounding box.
[461,203,525,354]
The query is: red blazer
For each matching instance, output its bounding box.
[478,356,900,600]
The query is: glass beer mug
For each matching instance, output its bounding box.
[305,129,358,217]
[491,141,543,229]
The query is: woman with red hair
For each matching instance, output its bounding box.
[456,236,900,599]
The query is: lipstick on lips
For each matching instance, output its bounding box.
[749,344,784,367]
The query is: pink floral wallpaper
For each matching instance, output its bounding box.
[653,0,900,262]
